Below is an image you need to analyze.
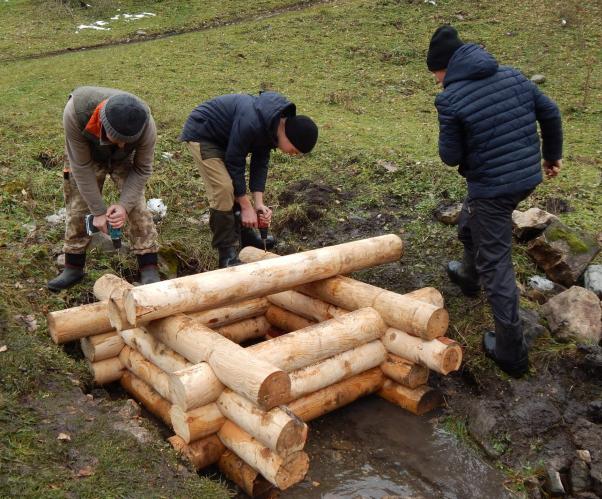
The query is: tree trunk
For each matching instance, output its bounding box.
[289,340,386,399]
[168,434,225,470]
[120,235,402,325]
[378,380,443,416]
[120,327,191,373]
[80,331,124,362]
[120,371,172,426]
[218,450,274,498]
[169,403,225,444]
[382,329,462,375]
[265,305,316,332]
[119,346,172,402]
[288,368,385,422]
[380,353,429,389]
[88,356,124,385]
[217,389,307,455]
[187,298,269,328]
[214,316,271,343]
[217,421,309,490]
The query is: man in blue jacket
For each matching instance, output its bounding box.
[427,26,562,377]
[181,92,318,267]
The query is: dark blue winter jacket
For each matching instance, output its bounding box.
[180,92,295,197]
[435,44,562,198]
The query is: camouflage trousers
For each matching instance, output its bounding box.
[63,162,159,255]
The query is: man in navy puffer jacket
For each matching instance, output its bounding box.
[428,26,562,377]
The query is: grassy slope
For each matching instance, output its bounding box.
[0,0,600,495]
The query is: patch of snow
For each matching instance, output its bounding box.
[147,198,167,219]
[76,24,111,33]
[76,12,156,33]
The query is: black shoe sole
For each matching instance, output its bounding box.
[47,274,85,292]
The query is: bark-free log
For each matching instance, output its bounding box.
[119,346,173,402]
[149,314,290,410]
[250,308,386,371]
[88,357,124,385]
[267,290,346,322]
[187,298,269,328]
[218,450,274,498]
[168,435,225,470]
[215,316,271,343]
[80,331,124,362]
[217,389,307,455]
[378,380,443,416]
[169,403,225,443]
[120,328,191,373]
[218,421,309,490]
[118,235,402,326]
[238,246,445,339]
[381,353,429,389]
[120,371,172,426]
[403,287,444,308]
[382,329,462,375]
[289,340,386,399]
[265,306,316,332]
[288,368,385,422]
[93,273,133,301]
[169,363,224,411]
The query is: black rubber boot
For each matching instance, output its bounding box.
[137,254,161,285]
[447,253,480,297]
[483,322,529,378]
[218,247,241,268]
[47,253,86,291]
[233,203,276,250]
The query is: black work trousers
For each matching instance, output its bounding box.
[457,189,533,329]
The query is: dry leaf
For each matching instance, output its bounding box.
[76,466,93,478]
[57,432,71,441]
[0,345,7,353]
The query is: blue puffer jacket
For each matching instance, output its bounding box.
[181,92,295,196]
[436,44,562,198]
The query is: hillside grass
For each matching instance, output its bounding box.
[0,0,600,495]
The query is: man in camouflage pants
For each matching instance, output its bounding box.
[47,86,161,291]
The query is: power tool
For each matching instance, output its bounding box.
[257,209,270,253]
[85,214,122,249]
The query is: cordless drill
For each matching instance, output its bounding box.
[85,214,122,249]
[257,209,270,253]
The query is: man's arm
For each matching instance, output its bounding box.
[248,147,270,194]
[532,83,563,168]
[118,116,156,213]
[225,117,255,198]
[63,98,106,216]
[435,94,465,167]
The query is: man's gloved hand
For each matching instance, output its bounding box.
[543,159,562,179]
[107,204,128,228]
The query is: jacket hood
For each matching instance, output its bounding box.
[443,43,498,87]
[254,92,296,139]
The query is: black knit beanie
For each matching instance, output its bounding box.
[100,93,149,143]
[284,115,318,154]
[427,25,464,71]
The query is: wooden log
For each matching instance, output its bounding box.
[187,298,269,328]
[120,328,191,373]
[119,235,402,326]
[265,305,316,332]
[88,356,124,385]
[289,340,386,399]
[249,307,386,371]
[380,353,429,389]
[119,346,173,402]
[93,273,133,301]
[120,371,172,426]
[218,450,274,498]
[149,314,290,410]
[214,316,271,343]
[382,329,462,375]
[217,389,307,455]
[169,363,224,411]
[48,301,113,344]
[267,290,346,322]
[169,403,225,444]
[378,380,443,416]
[288,368,385,422]
[403,287,444,308]
[168,434,225,470]
[238,246,446,340]
[80,331,124,362]
[218,421,309,490]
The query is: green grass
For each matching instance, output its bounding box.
[0,0,601,495]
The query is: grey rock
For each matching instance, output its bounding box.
[588,400,602,424]
[531,74,546,84]
[524,476,543,499]
[113,420,152,444]
[527,221,600,287]
[513,208,558,240]
[571,418,602,495]
[467,400,503,458]
[545,468,565,496]
[434,202,463,225]
[571,459,591,494]
[542,286,602,343]
[539,432,575,472]
[520,307,548,347]
[577,450,592,464]
[45,207,67,224]
[584,265,602,299]
[88,232,118,253]
[511,399,562,436]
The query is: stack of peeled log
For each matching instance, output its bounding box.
[47,235,462,496]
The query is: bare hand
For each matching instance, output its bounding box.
[256,205,273,226]
[93,214,108,234]
[543,159,562,179]
[240,204,258,228]
[106,204,128,229]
